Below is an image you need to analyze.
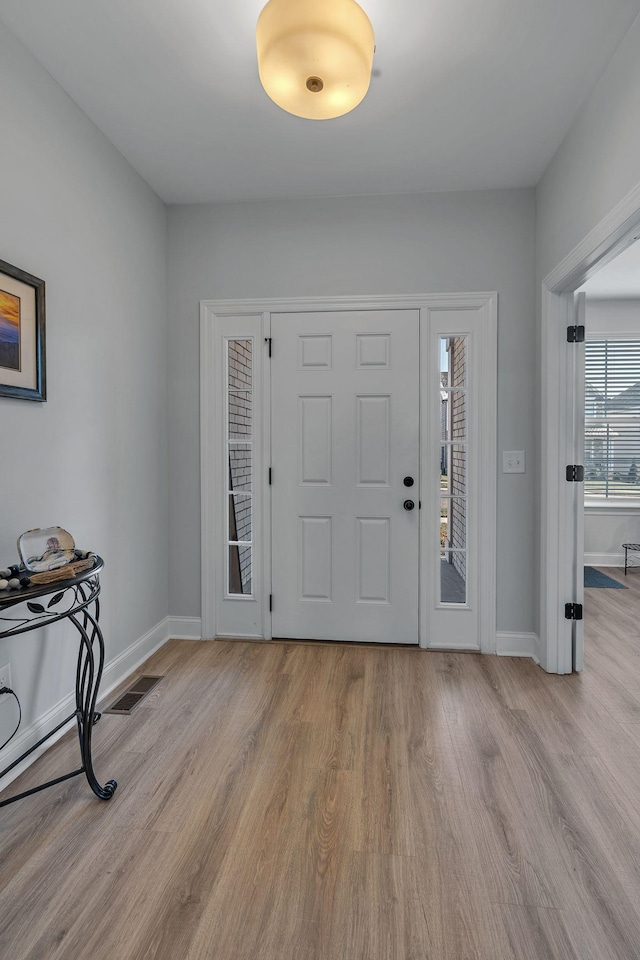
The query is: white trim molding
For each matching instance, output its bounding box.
[496,632,540,662]
[544,181,640,293]
[585,502,640,515]
[584,553,625,568]
[0,616,172,795]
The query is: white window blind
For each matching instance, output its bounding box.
[585,338,640,499]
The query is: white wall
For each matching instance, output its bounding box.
[536,12,640,282]
[584,509,640,565]
[584,299,640,564]
[167,189,536,636]
[0,23,168,750]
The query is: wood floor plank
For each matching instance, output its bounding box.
[352,651,413,857]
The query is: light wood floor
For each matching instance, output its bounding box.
[2,580,640,959]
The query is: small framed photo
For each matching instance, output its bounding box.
[0,258,46,401]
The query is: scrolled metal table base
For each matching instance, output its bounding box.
[0,558,117,807]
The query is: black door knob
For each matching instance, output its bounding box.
[403,499,415,511]
[403,476,414,487]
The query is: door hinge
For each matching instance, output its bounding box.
[265,337,272,357]
[566,464,584,482]
[567,325,585,343]
[269,594,273,612]
[268,467,272,485]
[565,602,583,621]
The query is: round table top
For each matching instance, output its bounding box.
[0,555,103,611]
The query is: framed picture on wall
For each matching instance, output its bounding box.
[0,258,46,401]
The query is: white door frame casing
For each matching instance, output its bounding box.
[201,294,497,651]
[540,181,640,673]
[420,299,498,652]
[200,310,270,640]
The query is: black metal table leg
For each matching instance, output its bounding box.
[70,596,117,801]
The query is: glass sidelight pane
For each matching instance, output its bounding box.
[439,336,467,390]
[450,391,466,440]
[440,550,467,604]
[227,340,253,391]
[229,545,252,596]
[226,337,254,600]
[440,498,467,551]
[440,395,466,441]
[229,445,252,492]
[450,444,466,495]
[438,335,469,607]
[229,495,252,543]
[440,444,466,494]
[228,392,252,441]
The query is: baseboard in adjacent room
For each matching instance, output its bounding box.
[0,615,172,795]
[584,553,624,568]
[496,631,540,663]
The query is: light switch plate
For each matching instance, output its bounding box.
[503,451,525,474]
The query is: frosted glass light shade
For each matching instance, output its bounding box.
[256,0,375,120]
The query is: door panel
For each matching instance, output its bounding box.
[356,517,391,603]
[271,309,419,644]
[299,396,332,484]
[299,516,332,601]
[356,395,390,484]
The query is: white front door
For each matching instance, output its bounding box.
[271,309,420,644]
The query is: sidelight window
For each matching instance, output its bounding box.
[226,339,253,596]
[439,336,468,603]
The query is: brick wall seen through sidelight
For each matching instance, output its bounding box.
[228,339,252,594]
[449,337,467,583]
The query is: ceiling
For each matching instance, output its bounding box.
[581,239,640,299]
[0,0,638,204]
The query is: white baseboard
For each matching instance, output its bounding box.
[426,642,481,652]
[584,553,624,568]
[167,616,202,640]
[0,615,172,795]
[496,631,540,663]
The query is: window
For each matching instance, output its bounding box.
[439,336,468,602]
[585,338,640,500]
[226,338,253,595]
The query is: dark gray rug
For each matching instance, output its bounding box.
[584,566,626,589]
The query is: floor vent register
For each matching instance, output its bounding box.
[104,675,164,715]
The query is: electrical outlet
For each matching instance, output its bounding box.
[0,663,11,691]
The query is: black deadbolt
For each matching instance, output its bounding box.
[403,476,414,487]
[403,499,415,511]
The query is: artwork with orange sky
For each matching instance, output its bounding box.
[0,288,20,371]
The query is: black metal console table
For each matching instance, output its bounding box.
[623,543,640,576]
[0,556,117,807]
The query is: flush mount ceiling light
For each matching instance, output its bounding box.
[256,0,375,120]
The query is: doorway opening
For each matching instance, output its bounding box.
[541,182,640,673]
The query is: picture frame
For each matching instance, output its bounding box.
[0,257,46,401]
